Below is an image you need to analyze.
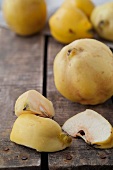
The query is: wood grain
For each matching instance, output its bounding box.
[47,37,113,170]
[0,28,44,169]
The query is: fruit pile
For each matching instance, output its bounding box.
[2,0,113,42]
[49,0,113,43]
[2,0,113,152]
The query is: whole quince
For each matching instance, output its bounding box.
[91,2,113,41]
[2,0,46,36]
[49,6,93,44]
[54,39,113,105]
[62,0,95,18]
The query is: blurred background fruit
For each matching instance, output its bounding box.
[2,0,47,36]
[0,0,113,41]
[62,0,95,18]
[91,2,113,41]
[49,5,93,44]
[49,0,94,44]
[46,0,113,18]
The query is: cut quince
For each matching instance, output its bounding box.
[62,109,113,148]
[49,7,93,44]
[62,0,95,18]
[10,114,72,152]
[15,90,55,118]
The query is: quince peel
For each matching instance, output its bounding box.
[10,114,72,152]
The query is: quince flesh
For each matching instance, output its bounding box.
[2,0,46,36]
[10,114,72,152]
[62,109,113,149]
[96,128,113,149]
[15,90,55,118]
[54,39,113,105]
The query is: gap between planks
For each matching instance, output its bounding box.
[41,35,49,170]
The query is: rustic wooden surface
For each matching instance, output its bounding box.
[47,37,113,170]
[0,28,44,169]
[1,25,113,170]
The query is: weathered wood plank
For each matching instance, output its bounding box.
[0,28,44,169]
[47,37,113,170]
[0,29,43,87]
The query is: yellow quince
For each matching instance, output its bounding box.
[3,0,47,36]
[62,0,95,18]
[49,6,93,44]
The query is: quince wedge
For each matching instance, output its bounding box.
[15,90,55,118]
[10,114,72,152]
[49,6,93,44]
[62,0,95,18]
[54,39,113,105]
[62,109,113,149]
[2,0,46,36]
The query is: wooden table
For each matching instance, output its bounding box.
[1,26,113,170]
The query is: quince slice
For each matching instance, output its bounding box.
[62,109,112,148]
[15,90,55,118]
[10,114,72,152]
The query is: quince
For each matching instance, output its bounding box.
[91,2,113,41]
[49,6,93,44]
[63,109,113,149]
[2,0,46,36]
[54,39,113,105]
[62,0,95,18]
